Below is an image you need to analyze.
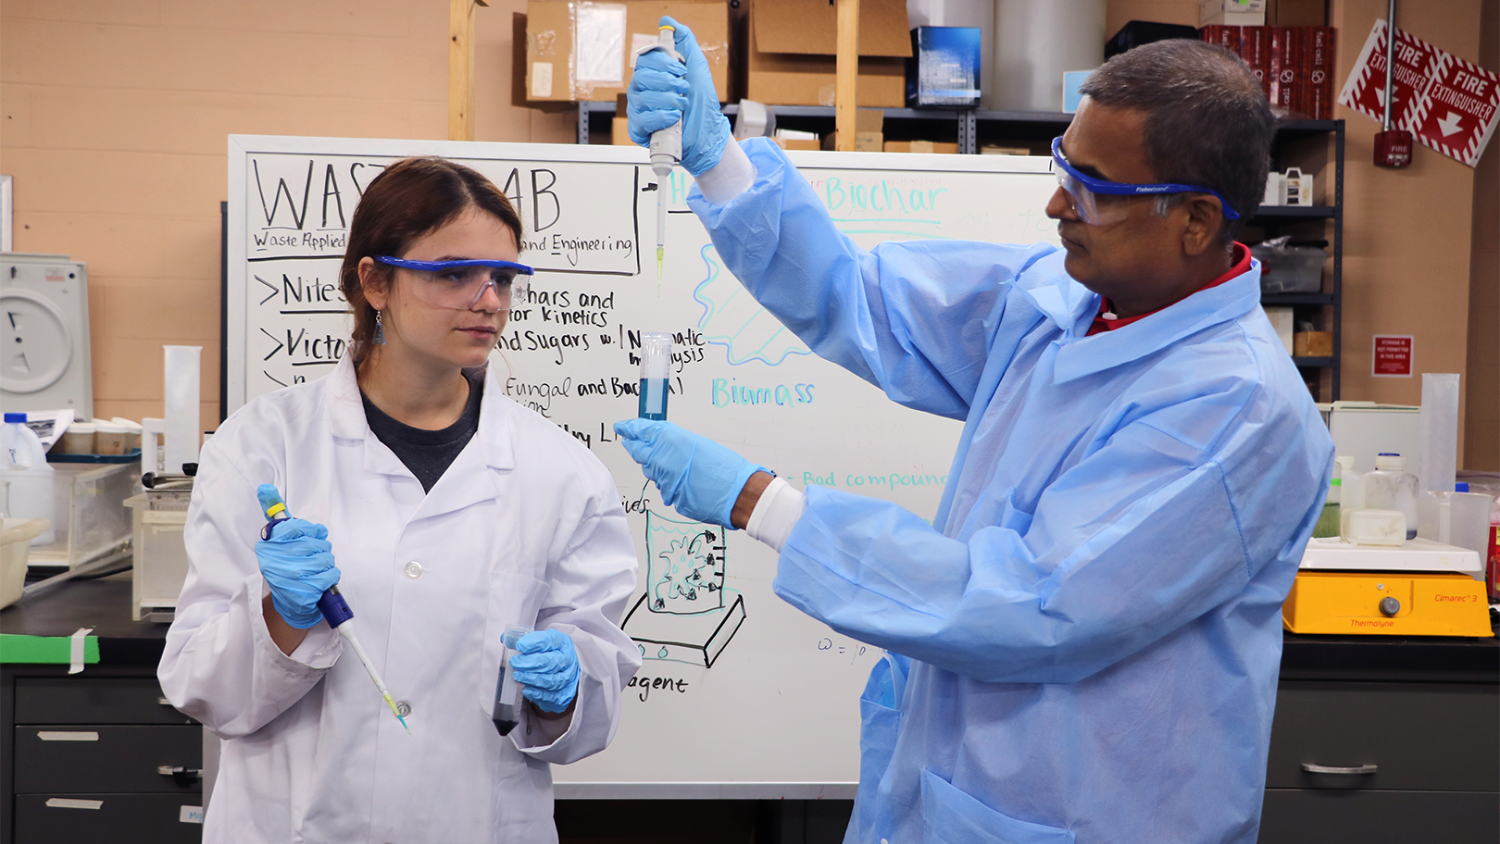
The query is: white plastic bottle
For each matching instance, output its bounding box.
[1,412,57,545]
[1362,453,1418,540]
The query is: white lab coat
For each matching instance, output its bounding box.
[159,357,641,844]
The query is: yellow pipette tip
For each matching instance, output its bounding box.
[656,246,664,291]
[384,692,411,735]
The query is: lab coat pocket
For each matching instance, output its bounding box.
[920,769,1074,844]
[477,570,551,718]
[849,654,909,843]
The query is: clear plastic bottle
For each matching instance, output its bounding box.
[1361,453,1418,540]
[1312,462,1342,539]
[1,412,57,545]
[1337,455,1361,510]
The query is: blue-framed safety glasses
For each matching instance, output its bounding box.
[376,256,535,310]
[1051,137,1240,226]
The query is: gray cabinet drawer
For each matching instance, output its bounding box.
[1260,789,1500,844]
[1267,681,1499,791]
[15,677,195,725]
[14,794,203,844]
[13,726,202,794]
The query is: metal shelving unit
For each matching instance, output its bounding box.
[576,104,1344,399]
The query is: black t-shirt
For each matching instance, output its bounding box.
[361,370,484,493]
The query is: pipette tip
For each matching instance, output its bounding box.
[384,693,411,735]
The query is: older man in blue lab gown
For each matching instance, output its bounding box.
[615,28,1335,844]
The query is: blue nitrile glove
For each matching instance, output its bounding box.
[510,629,580,713]
[613,419,767,528]
[626,16,730,176]
[255,507,340,630]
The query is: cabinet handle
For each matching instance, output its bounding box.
[157,697,173,706]
[157,766,202,786]
[1301,763,1378,775]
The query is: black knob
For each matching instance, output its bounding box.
[1379,597,1400,617]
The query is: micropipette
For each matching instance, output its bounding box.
[644,24,684,292]
[257,485,411,735]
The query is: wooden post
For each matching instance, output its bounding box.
[834,0,860,151]
[449,0,488,141]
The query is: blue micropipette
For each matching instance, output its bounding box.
[257,485,410,735]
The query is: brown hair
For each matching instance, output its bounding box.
[338,157,524,363]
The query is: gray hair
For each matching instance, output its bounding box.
[1079,39,1274,245]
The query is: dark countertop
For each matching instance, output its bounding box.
[3,579,1497,678]
[1,577,169,666]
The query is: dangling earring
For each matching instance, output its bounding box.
[372,310,386,345]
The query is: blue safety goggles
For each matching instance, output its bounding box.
[376,256,535,310]
[1050,136,1241,226]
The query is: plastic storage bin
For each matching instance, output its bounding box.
[125,490,190,621]
[1251,238,1326,294]
[2,518,51,609]
[28,462,140,569]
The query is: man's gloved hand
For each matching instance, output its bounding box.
[510,629,580,713]
[626,16,730,176]
[613,419,766,528]
[255,488,339,630]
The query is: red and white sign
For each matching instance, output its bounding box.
[1339,20,1499,167]
[1372,335,1414,377]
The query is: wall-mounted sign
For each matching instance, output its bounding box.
[1372,335,1414,377]
[1339,20,1499,167]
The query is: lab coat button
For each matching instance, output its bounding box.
[396,701,412,717]
[404,561,424,578]
[1379,596,1400,617]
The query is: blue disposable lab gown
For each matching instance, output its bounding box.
[688,139,1335,844]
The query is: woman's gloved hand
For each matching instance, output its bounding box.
[254,490,340,630]
[613,419,766,528]
[510,630,580,713]
[626,16,730,176]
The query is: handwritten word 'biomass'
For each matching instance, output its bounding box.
[711,378,815,409]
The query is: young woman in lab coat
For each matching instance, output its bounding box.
[159,157,641,844]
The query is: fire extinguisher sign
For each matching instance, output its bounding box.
[1338,19,1500,167]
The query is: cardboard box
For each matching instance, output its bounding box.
[611,116,635,145]
[1294,331,1334,358]
[524,0,729,103]
[883,140,959,154]
[1267,0,1327,26]
[1201,0,1266,26]
[748,0,912,107]
[777,137,823,151]
[822,108,884,151]
[906,26,981,108]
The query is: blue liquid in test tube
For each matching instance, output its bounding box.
[638,333,672,421]
[492,625,532,736]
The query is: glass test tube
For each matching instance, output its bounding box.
[492,625,532,736]
[638,333,673,421]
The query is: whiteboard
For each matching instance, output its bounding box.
[226,135,1060,797]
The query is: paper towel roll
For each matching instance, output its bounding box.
[991,0,1105,112]
[163,346,201,475]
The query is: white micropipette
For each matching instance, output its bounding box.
[644,24,684,292]
[257,485,410,735]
